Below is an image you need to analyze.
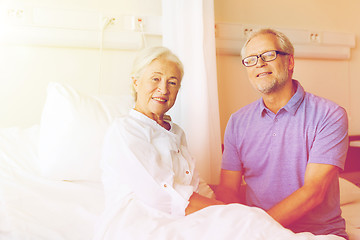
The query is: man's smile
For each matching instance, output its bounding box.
[257,72,272,78]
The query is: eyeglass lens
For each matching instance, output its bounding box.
[243,50,278,67]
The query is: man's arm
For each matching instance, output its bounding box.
[215,169,244,204]
[266,163,339,227]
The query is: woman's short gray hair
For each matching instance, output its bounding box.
[130,46,184,100]
[240,28,294,58]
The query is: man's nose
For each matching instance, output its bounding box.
[256,57,266,67]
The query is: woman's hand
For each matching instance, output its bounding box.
[185,192,224,215]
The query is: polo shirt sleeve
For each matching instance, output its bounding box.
[308,106,348,170]
[221,114,243,171]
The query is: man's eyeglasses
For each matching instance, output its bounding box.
[242,50,289,67]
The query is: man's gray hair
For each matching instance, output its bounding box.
[241,28,294,58]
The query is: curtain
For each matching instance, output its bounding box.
[162,0,222,184]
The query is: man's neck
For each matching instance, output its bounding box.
[262,80,296,114]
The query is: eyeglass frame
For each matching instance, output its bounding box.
[242,50,289,67]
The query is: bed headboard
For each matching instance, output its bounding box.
[344,135,360,172]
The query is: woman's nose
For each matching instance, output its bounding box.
[157,81,169,94]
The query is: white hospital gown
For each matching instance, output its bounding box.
[100,109,199,214]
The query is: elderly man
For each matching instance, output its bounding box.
[216,28,349,239]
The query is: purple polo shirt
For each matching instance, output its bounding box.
[222,80,348,238]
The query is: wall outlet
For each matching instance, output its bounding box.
[5,8,26,24]
[309,32,321,43]
[243,28,253,38]
[1,6,32,26]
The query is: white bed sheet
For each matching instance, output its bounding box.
[0,126,359,240]
[342,201,360,240]
[0,126,105,240]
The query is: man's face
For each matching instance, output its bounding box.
[244,33,294,94]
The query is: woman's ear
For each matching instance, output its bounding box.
[132,76,139,91]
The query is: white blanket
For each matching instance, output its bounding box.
[93,194,343,240]
[0,126,354,240]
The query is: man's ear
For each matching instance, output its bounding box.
[288,55,295,71]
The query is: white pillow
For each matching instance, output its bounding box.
[339,177,360,205]
[38,82,134,181]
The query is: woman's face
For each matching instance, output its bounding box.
[133,57,181,121]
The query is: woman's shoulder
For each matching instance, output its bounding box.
[111,110,148,128]
[106,113,150,140]
[169,122,184,134]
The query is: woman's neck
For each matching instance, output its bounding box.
[133,108,171,130]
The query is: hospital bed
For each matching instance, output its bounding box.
[341,135,360,240]
[0,82,359,240]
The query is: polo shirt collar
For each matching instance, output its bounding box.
[259,80,305,116]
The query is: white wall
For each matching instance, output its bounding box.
[215,0,360,139]
[3,0,358,142]
[0,0,162,128]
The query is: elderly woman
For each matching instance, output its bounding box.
[102,46,220,214]
[93,46,344,240]
[93,46,221,238]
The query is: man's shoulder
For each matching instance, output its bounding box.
[226,100,262,131]
[303,91,346,114]
[231,100,261,119]
[301,92,348,128]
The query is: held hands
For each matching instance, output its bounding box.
[185,192,224,215]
